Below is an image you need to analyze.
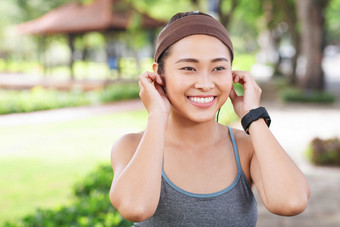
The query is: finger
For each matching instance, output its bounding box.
[232,70,255,83]
[138,80,142,90]
[154,73,164,86]
[233,71,247,85]
[229,86,238,104]
[232,71,239,83]
[145,72,165,87]
[154,83,166,97]
[138,81,144,98]
[139,72,155,86]
[232,71,258,91]
[146,72,156,84]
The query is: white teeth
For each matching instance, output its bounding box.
[189,96,214,104]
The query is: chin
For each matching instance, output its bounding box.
[197,113,215,121]
[185,111,217,124]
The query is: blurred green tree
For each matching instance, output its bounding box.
[325,0,340,43]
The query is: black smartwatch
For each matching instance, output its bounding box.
[241,107,271,134]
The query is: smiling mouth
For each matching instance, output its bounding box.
[187,96,216,104]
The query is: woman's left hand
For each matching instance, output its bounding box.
[229,70,262,118]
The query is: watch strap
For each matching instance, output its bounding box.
[241,107,271,134]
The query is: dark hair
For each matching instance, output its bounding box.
[157,11,208,76]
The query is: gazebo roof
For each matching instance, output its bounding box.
[16,0,166,35]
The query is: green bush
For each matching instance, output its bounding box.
[0,83,140,115]
[306,137,340,165]
[0,88,91,114]
[73,164,113,197]
[99,83,140,103]
[4,163,132,227]
[280,87,336,103]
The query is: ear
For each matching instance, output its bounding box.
[152,62,159,74]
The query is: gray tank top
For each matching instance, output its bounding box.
[135,126,257,226]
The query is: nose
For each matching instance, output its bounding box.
[194,71,215,91]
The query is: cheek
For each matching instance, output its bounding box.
[218,74,233,93]
[216,77,233,105]
[165,77,187,100]
[163,74,179,99]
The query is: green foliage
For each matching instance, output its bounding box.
[307,137,340,166]
[229,0,263,52]
[233,83,244,96]
[0,87,92,115]
[100,83,140,103]
[0,57,153,79]
[325,0,340,42]
[4,163,132,227]
[217,99,239,125]
[0,83,140,115]
[135,0,194,20]
[280,87,336,103]
[73,164,113,197]
[232,53,256,71]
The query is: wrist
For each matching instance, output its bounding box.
[241,105,260,119]
[248,118,266,132]
[148,111,169,124]
[241,107,271,134]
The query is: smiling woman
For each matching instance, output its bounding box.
[109,11,310,226]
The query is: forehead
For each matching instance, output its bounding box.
[169,34,231,61]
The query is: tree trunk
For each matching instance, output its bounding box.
[67,33,75,80]
[39,35,47,77]
[277,0,300,85]
[290,27,300,85]
[296,0,329,91]
[263,0,283,77]
[216,0,239,28]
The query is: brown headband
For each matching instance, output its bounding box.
[154,14,234,63]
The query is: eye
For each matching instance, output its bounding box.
[213,66,226,71]
[181,67,196,71]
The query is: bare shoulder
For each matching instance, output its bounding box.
[219,125,254,157]
[231,128,253,150]
[110,131,144,171]
[226,126,254,182]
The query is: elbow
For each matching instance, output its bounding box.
[283,196,309,216]
[268,195,309,216]
[119,203,155,222]
[109,193,155,222]
[267,182,311,216]
[118,202,155,222]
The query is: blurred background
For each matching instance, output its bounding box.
[0,0,339,226]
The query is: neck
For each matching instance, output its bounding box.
[166,111,220,147]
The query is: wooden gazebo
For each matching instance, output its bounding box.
[16,0,166,79]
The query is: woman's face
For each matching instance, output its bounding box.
[161,34,233,123]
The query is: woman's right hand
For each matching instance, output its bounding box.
[139,71,171,117]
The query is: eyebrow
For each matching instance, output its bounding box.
[175,57,229,64]
[211,57,229,63]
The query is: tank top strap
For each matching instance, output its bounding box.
[227,126,242,172]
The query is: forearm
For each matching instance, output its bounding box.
[111,113,167,217]
[249,119,310,214]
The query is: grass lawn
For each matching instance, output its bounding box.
[0,110,148,225]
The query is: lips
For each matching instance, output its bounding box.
[187,96,216,108]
